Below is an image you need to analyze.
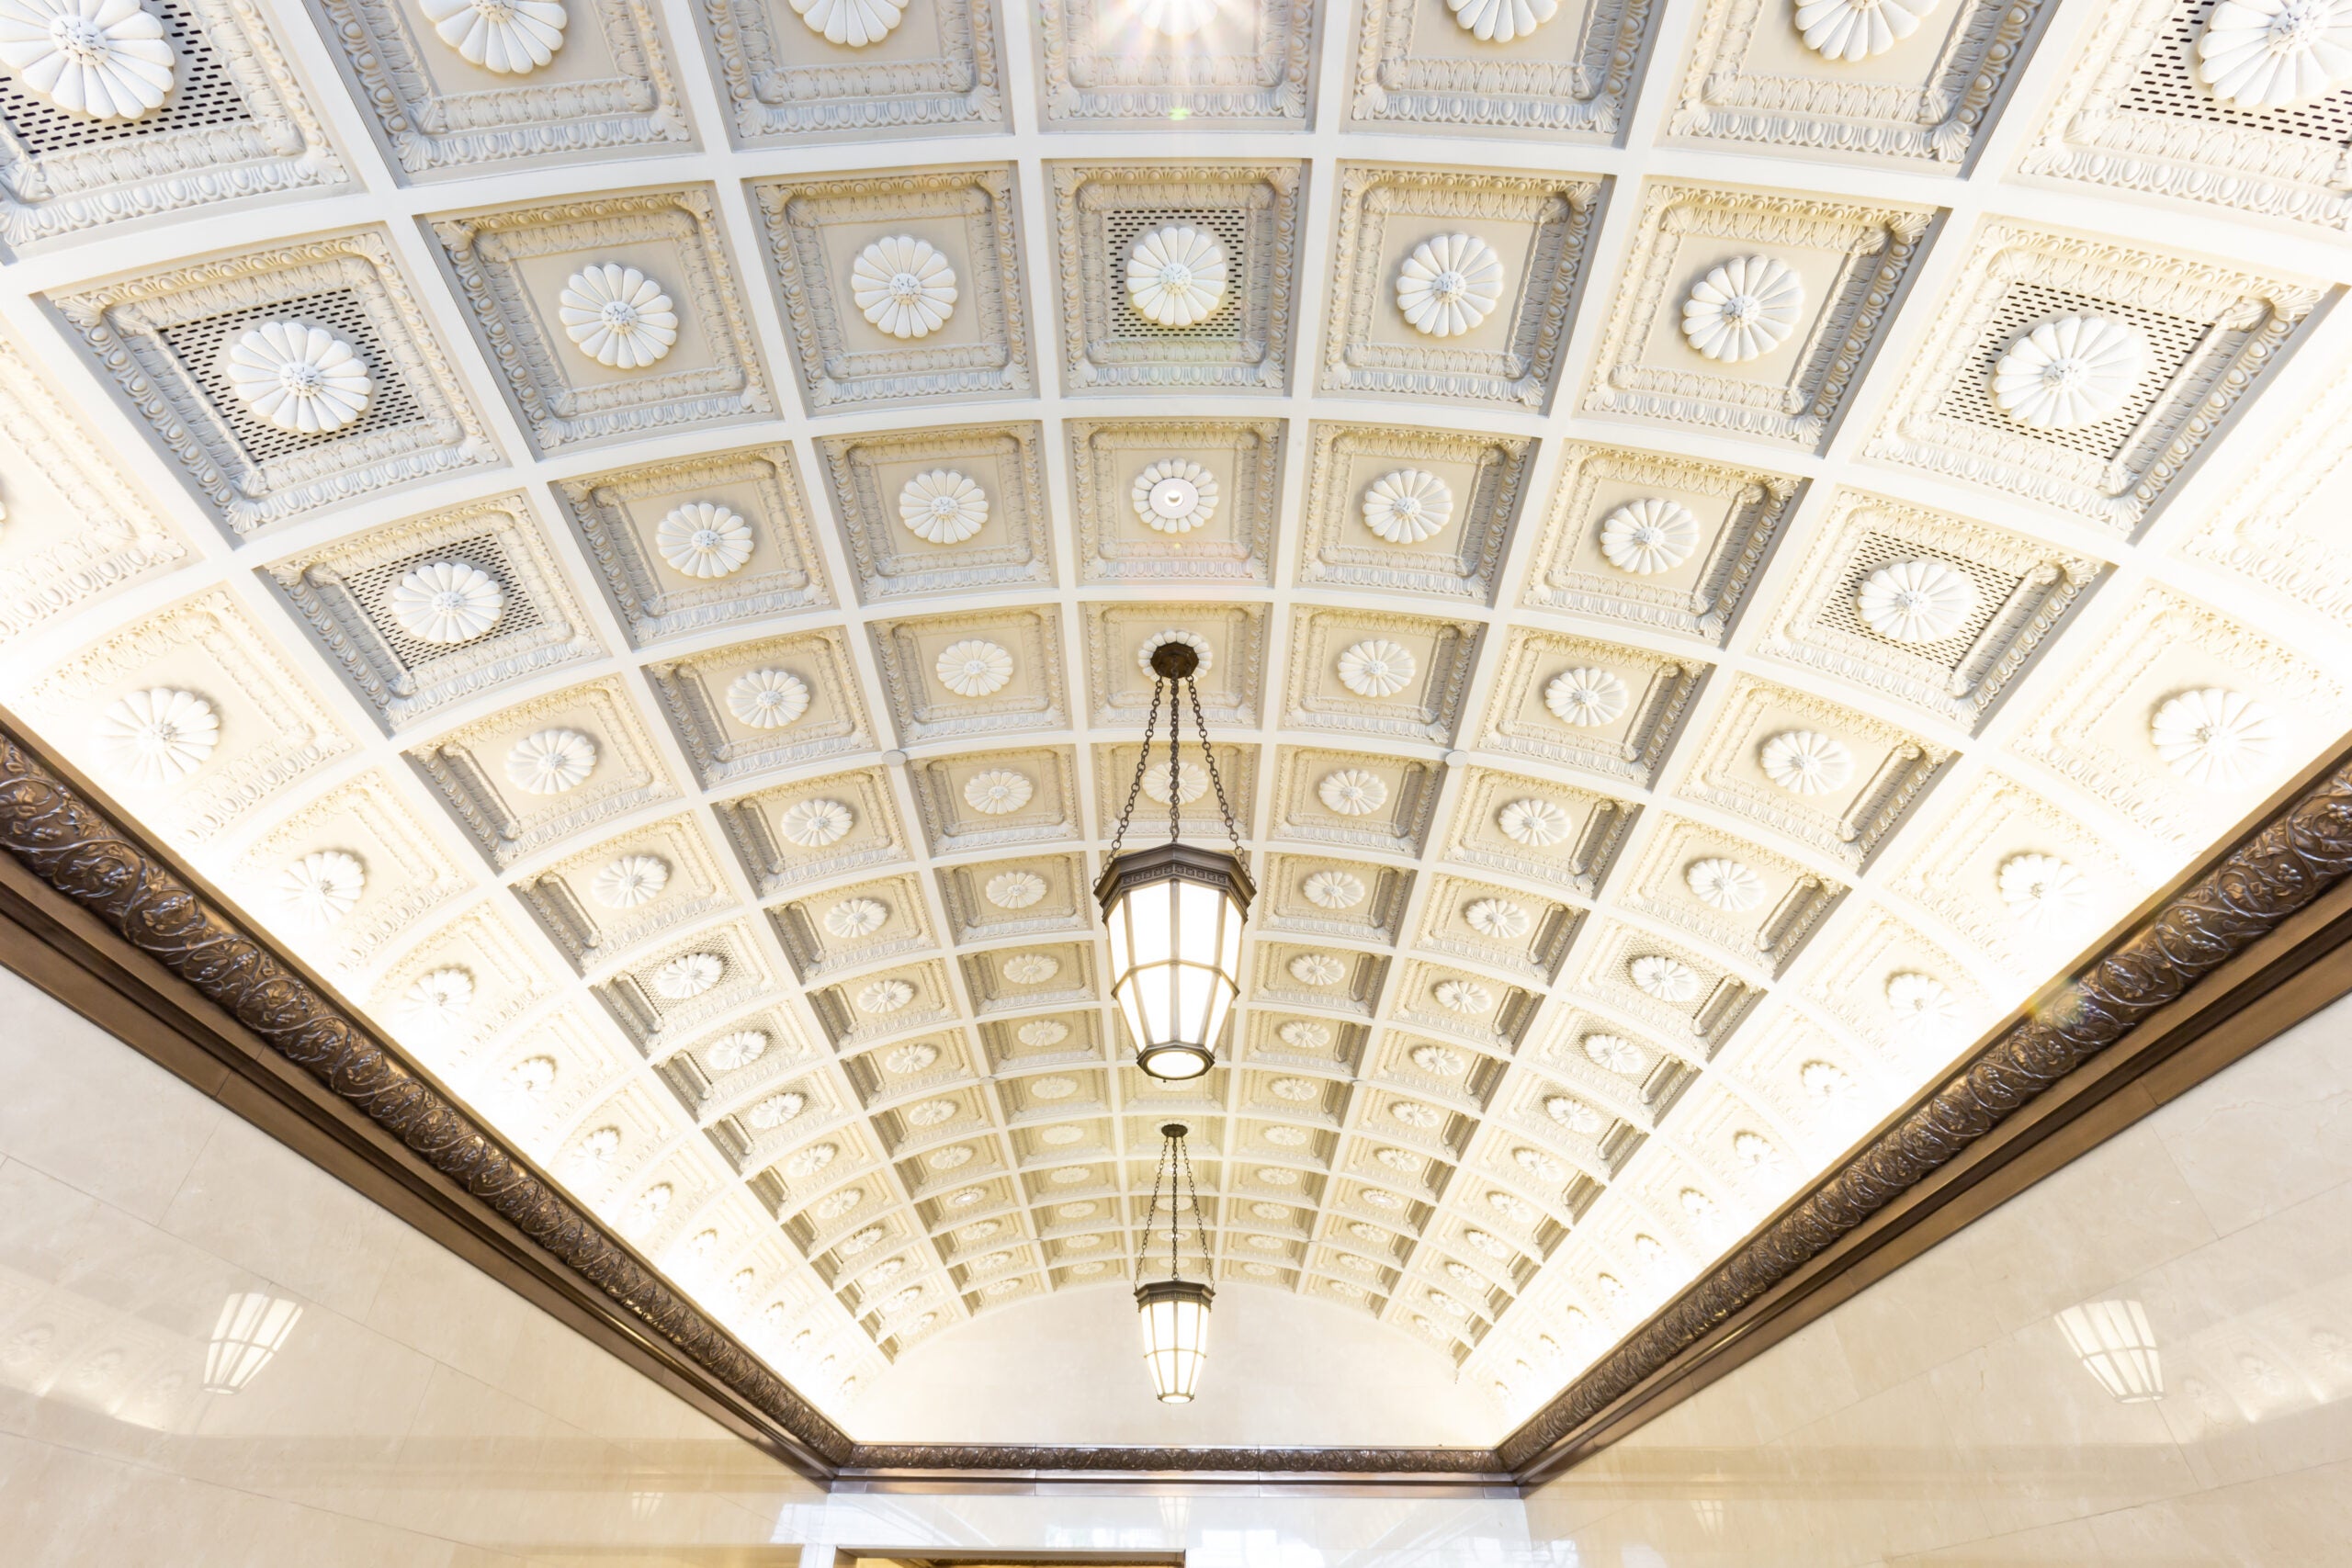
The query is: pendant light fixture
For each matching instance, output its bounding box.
[1096,637,1252,1081]
[1136,1121,1214,1404]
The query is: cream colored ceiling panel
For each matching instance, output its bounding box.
[1863,220,2323,531]
[1296,419,1533,603]
[1439,763,1635,894]
[1088,739,1256,837]
[1519,440,1798,645]
[808,955,960,1050]
[1254,852,1413,944]
[1345,0,1653,139]
[904,742,1078,852]
[1048,160,1306,393]
[697,0,1005,143]
[642,623,872,785]
[716,764,908,894]
[23,587,355,851]
[1580,182,1935,451]
[1883,767,2144,979]
[48,231,501,536]
[1067,415,1283,583]
[2022,0,2352,232]
[773,869,935,980]
[2182,360,2352,633]
[315,0,690,176]
[229,766,469,976]
[369,902,557,1060]
[1319,164,1600,410]
[477,1001,638,1148]
[1670,0,2052,166]
[1083,600,1265,727]
[1722,1003,1890,1151]
[1672,672,1949,870]
[753,164,1033,411]
[1560,917,1762,1054]
[2006,584,2345,852]
[1410,869,1577,981]
[1609,811,1843,977]
[406,674,680,867]
[0,0,343,247]
[1283,604,1481,743]
[594,914,780,1054]
[265,491,605,729]
[1475,624,1705,784]
[934,850,1092,943]
[554,441,833,648]
[1747,487,2104,734]
[867,603,1067,746]
[0,333,185,646]
[817,419,1052,604]
[431,187,773,452]
[1796,898,1995,1068]
[1036,0,1314,125]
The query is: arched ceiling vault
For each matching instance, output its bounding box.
[1,0,2347,1444]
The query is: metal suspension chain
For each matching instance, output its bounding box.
[1176,1133,1209,1266]
[1137,1128,1173,1281]
[1169,1134,1182,1280]
[1105,676,1164,864]
[1166,673,1182,847]
[1187,676,1245,863]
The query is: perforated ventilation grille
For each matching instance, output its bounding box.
[343,536,545,674]
[161,290,424,467]
[0,0,251,158]
[1104,209,1248,343]
[1815,533,2022,671]
[1933,282,2210,462]
[2119,0,2352,148]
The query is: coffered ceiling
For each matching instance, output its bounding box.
[0,0,2347,1445]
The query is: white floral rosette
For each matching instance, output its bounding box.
[420,0,568,73]
[0,0,175,120]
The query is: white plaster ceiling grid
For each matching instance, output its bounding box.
[0,0,2345,1435]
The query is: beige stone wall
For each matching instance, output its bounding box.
[0,965,820,1567]
[1524,988,2352,1564]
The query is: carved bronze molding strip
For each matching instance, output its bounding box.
[1495,750,2352,1478]
[842,1443,1503,1473]
[0,725,859,1473]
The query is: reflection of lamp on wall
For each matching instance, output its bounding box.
[204,1292,302,1393]
[2054,1299,2163,1403]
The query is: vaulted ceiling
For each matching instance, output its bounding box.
[0,0,2346,1444]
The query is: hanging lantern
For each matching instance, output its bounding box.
[1096,638,1252,1081]
[1136,1122,1215,1404]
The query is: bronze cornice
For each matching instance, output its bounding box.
[6,705,2352,1489]
[842,1443,1504,1473]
